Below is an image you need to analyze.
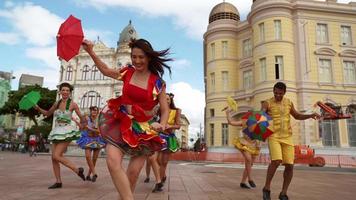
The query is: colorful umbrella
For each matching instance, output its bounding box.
[56,15,84,62]
[241,111,273,141]
[19,91,41,110]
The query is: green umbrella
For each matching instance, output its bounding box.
[19,91,41,110]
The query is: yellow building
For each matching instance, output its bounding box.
[204,0,356,150]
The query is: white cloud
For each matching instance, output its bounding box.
[0,2,63,46]
[0,32,20,45]
[171,59,191,70]
[168,82,205,139]
[75,0,253,40]
[25,46,59,69]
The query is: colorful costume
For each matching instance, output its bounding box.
[48,100,81,143]
[99,66,165,156]
[233,135,260,156]
[266,97,295,164]
[76,116,106,149]
[160,109,179,152]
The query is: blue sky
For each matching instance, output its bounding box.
[0,0,353,139]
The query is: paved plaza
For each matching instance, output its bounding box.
[0,151,355,200]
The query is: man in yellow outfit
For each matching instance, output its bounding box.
[261,82,319,200]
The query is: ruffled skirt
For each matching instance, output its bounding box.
[159,133,179,152]
[48,124,81,143]
[98,98,165,157]
[233,137,260,156]
[76,130,106,149]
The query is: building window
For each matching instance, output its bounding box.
[222,71,228,91]
[243,70,253,89]
[341,26,352,45]
[259,22,265,42]
[344,61,356,84]
[347,106,356,147]
[316,23,329,44]
[275,56,284,80]
[82,65,90,80]
[274,20,282,40]
[210,123,214,146]
[319,59,332,83]
[260,58,267,81]
[60,66,64,82]
[91,65,104,80]
[243,39,252,57]
[65,66,73,81]
[210,109,215,117]
[210,72,215,92]
[80,91,102,109]
[222,123,229,146]
[319,119,340,147]
[211,43,215,59]
[222,41,228,58]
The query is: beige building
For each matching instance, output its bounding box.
[176,114,190,150]
[204,0,356,151]
[19,74,43,88]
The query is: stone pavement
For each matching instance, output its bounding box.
[0,151,355,200]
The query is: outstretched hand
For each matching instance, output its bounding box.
[82,39,94,53]
[311,112,321,120]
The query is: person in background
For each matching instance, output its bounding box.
[76,106,106,182]
[35,82,86,189]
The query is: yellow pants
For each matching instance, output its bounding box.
[268,138,294,164]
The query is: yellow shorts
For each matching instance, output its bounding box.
[268,138,294,164]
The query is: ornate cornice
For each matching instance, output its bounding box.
[339,49,356,57]
[314,47,337,56]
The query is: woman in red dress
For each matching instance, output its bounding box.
[82,38,171,200]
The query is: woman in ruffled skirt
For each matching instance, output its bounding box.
[76,106,106,182]
[35,82,86,189]
[82,38,172,200]
[226,108,260,189]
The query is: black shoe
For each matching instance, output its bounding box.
[86,175,91,181]
[144,177,150,183]
[161,176,167,183]
[92,174,97,182]
[77,167,85,181]
[240,183,251,189]
[48,182,62,189]
[279,193,289,200]
[152,182,163,193]
[248,180,256,188]
[262,188,271,200]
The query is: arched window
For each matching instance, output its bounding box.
[91,65,104,80]
[65,66,73,81]
[80,91,103,109]
[319,103,340,147]
[82,65,90,80]
[347,105,356,147]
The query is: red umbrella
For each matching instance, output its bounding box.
[56,15,84,62]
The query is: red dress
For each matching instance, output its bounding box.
[99,65,165,156]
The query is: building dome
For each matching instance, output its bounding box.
[117,20,138,46]
[209,2,240,23]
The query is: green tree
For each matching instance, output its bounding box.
[24,122,52,140]
[0,85,56,126]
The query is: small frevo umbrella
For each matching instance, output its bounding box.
[241,111,273,141]
[56,15,84,62]
[19,91,41,110]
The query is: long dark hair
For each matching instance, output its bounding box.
[167,93,177,110]
[129,38,172,77]
[58,82,73,92]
